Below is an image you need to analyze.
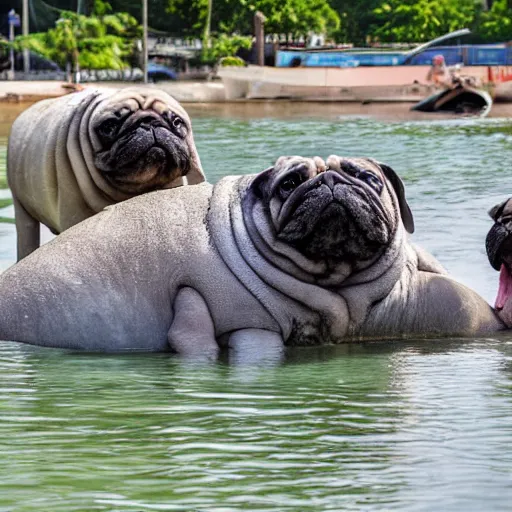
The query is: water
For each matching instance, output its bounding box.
[1,101,512,510]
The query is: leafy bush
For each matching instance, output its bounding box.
[201,34,252,65]
[372,0,480,42]
[13,9,141,72]
[475,0,512,41]
[219,56,246,67]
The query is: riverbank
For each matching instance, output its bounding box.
[0,80,226,103]
[1,77,511,105]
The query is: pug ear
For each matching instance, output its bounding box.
[488,199,511,222]
[368,159,415,234]
[251,166,275,199]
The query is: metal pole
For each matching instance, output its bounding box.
[9,19,15,79]
[142,0,148,83]
[204,0,212,44]
[22,0,29,74]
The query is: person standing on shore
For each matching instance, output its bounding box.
[426,55,452,88]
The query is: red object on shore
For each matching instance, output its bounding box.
[487,66,512,84]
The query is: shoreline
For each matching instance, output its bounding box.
[0,79,479,105]
[2,63,512,106]
[1,79,511,107]
[0,80,227,104]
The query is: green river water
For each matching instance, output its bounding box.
[0,101,512,511]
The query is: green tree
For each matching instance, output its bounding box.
[16,0,512,47]
[167,0,340,39]
[167,0,208,37]
[475,0,512,41]
[201,33,252,63]
[252,0,340,37]
[14,9,142,78]
[329,0,381,45]
[372,0,480,42]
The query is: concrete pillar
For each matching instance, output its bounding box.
[254,11,266,67]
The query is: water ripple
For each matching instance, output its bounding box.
[1,109,512,510]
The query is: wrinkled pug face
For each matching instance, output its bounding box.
[486,198,512,272]
[486,198,512,326]
[251,155,414,267]
[92,92,192,194]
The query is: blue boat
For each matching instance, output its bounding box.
[276,29,512,68]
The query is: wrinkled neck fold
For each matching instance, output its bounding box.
[67,89,206,212]
[67,90,132,211]
[210,176,351,342]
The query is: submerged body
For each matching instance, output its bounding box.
[0,156,503,353]
[8,86,205,260]
[412,79,492,117]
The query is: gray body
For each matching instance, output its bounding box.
[8,87,204,261]
[0,183,277,353]
[0,157,503,354]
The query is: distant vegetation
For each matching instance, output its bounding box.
[0,198,13,208]
[0,147,7,189]
[12,5,142,77]
[370,0,512,43]
[29,0,512,43]
[3,0,511,73]
[201,34,252,64]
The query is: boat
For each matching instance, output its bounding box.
[411,76,493,116]
[218,61,491,103]
[218,29,511,102]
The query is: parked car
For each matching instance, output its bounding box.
[16,51,61,71]
[148,62,178,82]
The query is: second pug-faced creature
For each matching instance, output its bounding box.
[0,155,503,354]
[8,87,205,260]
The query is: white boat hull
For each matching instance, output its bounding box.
[218,65,496,102]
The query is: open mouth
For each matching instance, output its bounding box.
[486,220,512,314]
[496,264,512,311]
[489,232,512,311]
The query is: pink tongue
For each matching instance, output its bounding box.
[495,264,512,310]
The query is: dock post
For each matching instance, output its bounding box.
[254,11,266,66]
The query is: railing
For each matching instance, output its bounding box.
[276,43,512,68]
[0,69,144,82]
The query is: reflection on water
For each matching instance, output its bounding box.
[1,339,512,511]
[1,101,512,510]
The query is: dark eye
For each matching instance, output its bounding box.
[169,114,187,137]
[357,170,383,194]
[279,172,306,196]
[98,119,118,139]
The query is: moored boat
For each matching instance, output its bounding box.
[218,29,511,103]
[411,76,493,116]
